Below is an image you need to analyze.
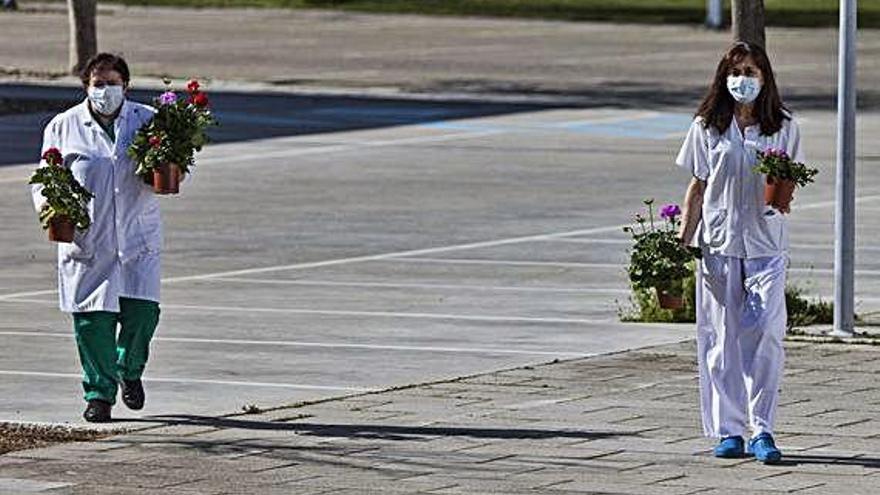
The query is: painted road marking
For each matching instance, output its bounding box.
[209,277,630,294]
[0,331,586,357]
[0,370,375,392]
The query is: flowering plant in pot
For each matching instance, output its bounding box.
[128,79,218,194]
[28,148,93,243]
[624,199,697,310]
[752,148,818,212]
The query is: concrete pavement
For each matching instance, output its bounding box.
[1,5,880,493]
[2,339,879,494]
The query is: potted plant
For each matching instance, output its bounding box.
[29,148,93,243]
[624,200,697,310]
[752,148,818,212]
[128,79,218,194]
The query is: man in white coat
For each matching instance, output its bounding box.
[31,53,161,422]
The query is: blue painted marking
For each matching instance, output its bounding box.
[312,107,452,118]
[420,113,694,140]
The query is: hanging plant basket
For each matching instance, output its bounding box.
[48,216,75,243]
[764,176,796,211]
[152,162,181,195]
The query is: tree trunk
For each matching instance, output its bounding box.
[732,0,765,48]
[68,0,98,75]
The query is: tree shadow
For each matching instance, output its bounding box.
[5,81,875,168]
[776,453,880,469]
[0,83,559,167]
[124,414,635,442]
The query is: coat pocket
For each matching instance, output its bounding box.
[136,209,162,254]
[763,207,786,251]
[703,208,728,248]
[59,229,94,261]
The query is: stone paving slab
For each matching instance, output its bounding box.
[1,339,879,494]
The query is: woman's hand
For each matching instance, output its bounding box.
[678,177,706,246]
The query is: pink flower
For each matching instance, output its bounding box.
[764,148,789,160]
[149,135,163,148]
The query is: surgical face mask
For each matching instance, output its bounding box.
[726,76,761,104]
[87,85,125,115]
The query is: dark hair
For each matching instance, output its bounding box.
[79,53,130,87]
[696,42,788,136]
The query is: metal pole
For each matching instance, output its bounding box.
[833,0,857,337]
[707,0,723,29]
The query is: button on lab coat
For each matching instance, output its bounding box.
[31,99,161,313]
[676,115,804,259]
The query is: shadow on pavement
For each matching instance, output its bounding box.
[0,83,560,167]
[5,81,872,168]
[129,414,634,441]
[778,454,880,469]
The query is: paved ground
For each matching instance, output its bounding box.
[2,340,879,494]
[1,5,880,493]
[2,103,880,426]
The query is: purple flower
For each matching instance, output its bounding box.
[157,91,178,105]
[660,204,681,220]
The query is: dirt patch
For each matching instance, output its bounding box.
[0,422,120,455]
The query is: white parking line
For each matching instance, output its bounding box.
[0,223,626,301]
[0,370,375,392]
[210,277,631,294]
[546,237,880,253]
[203,129,501,165]
[380,257,880,277]
[164,304,613,325]
[543,238,630,245]
[386,258,624,270]
[0,331,586,357]
[0,297,613,324]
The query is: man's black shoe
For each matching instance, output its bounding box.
[121,379,145,410]
[83,400,112,423]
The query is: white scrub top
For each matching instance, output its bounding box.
[676,114,804,259]
[31,99,161,313]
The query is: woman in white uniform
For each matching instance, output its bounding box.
[31,53,161,423]
[676,42,803,464]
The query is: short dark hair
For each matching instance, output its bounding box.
[79,53,130,87]
[696,42,788,136]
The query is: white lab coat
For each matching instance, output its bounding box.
[31,99,161,313]
[676,114,803,439]
[676,114,803,258]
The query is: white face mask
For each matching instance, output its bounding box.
[87,85,125,116]
[727,76,761,104]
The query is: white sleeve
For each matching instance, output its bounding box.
[786,117,805,163]
[675,118,710,180]
[30,119,60,212]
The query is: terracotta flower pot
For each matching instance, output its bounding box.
[48,216,75,243]
[152,163,181,195]
[764,176,796,211]
[656,287,684,310]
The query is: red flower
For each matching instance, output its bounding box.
[42,147,63,166]
[187,79,200,93]
[191,92,210,107]
[149,135,163,148]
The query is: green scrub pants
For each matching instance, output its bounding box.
[72,298,160,404]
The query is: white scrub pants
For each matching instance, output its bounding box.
[696,253,787,439]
